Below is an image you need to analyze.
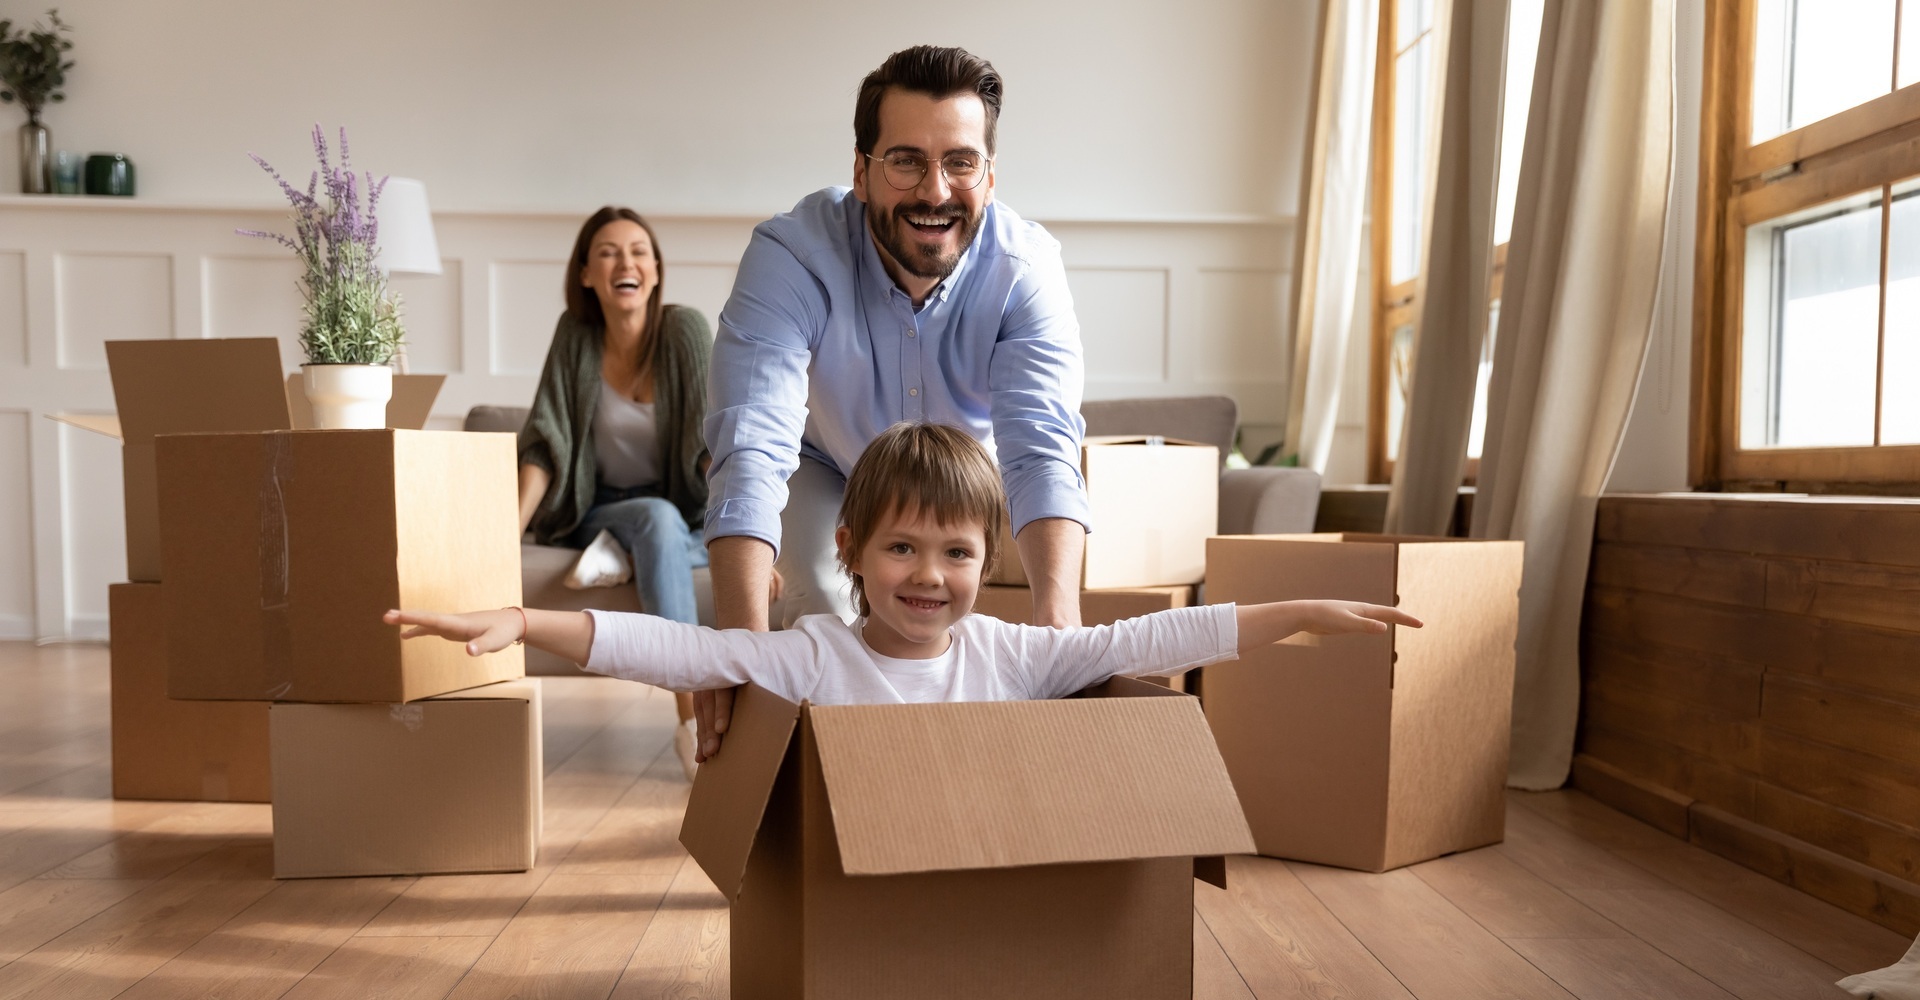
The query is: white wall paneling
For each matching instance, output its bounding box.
[1,198,1292,638]
[0,412,35,638]
[0,253,25,366]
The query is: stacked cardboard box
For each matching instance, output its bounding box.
[60,338,440,802]
[679,678,1255,999]
[989,436,1218,589]
[970,584,1199,690]
[1203,533,1524,872]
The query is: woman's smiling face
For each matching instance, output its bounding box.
[580,219,657,319]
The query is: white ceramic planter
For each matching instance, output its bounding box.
[301,364,393,429]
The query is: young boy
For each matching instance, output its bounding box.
[386,423,1420,703]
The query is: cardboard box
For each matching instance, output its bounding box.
[678,678,1255,1000]
[109,583,271,802]
[269,678,542,879]
[1203,533,1523,872]
[156,428,524,703]
[991,436,1218,589]
[970,584,1196,627]
[49,338,444,582]
[971,585,1199,691]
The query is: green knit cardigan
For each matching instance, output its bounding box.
[517,304,711,545]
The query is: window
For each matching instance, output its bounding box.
[1695,0,1920,488]
[1368,0,1544,483]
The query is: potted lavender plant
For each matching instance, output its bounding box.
[239,125,405,429]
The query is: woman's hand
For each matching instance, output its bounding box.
[384,608,525,657]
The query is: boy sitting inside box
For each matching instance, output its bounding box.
[387,421,1419,697]
[388,421,1419,999]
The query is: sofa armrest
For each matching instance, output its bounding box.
[1218,468,1323,536]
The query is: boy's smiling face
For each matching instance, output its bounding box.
[837,503,986,660]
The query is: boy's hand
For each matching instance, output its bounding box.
[1291,600,1424,636]
[384,608,524,657]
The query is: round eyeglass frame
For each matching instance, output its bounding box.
[865,151,993,192]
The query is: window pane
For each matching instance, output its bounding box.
[1396,0,1435,50]
[1902,1,1920,89]
[1390,38,1433,285]
[1883,184,1920,443]
[1740,192,1882,449]
[1469,301,1498,459]
[1495,0,1546,246]
[1386,323,1415,462]
[1751,0,1896,143]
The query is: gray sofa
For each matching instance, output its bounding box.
[466,395,1319,675]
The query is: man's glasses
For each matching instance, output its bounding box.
[866,150,992,191]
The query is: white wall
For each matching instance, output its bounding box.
[0,1,1318,640]
[3,0,1314,220]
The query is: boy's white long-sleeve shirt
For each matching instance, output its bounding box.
[582,605,1240,705]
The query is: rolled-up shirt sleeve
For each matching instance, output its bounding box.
[703,231,823,556]
[990,247,1090,536]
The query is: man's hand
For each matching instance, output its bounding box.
[701,536,778,761]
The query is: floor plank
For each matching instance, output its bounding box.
[609,857,730,1000]
[1409,844,1630,940]
[1193,913,1256,1000]
[279,935,496,1000]
[1568,887,1856,1000]
[443,873,672,1000]
[1195,856,1414,1000]
[1508,935,1742,1000]
[1290,862,1577,1000]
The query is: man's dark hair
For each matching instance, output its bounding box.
[854,45,1003,156]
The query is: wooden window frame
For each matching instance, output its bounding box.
[1693,0,1920,492]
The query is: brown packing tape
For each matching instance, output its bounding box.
[256,433,295,700]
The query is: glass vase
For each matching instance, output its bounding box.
[18,116,51,195]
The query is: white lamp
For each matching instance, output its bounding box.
[374,177,442,275]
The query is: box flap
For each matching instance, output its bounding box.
[47,412,123,439]
[420,677,539,703]
[106,339,291,442]
[678,683,804,902]
[1082,434,1211,449]
[807,696,1254,875]
[284,372,445,430]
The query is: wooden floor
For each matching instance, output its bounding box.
[0,642,1908,1000]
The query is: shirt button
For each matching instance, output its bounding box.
[907,329,917,338]
[909,387,919,397]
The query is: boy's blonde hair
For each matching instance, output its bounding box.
[838,422,1008,617]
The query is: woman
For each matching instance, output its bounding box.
[518,207,710,766]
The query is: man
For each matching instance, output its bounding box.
[696,45,1089,760]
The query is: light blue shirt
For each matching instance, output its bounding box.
[704,186,1088,555]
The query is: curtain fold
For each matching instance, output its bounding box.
[1283,0,1379,474]
[1473,0,1675,789]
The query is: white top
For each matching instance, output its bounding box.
[582,604,1240,705]
[592,381,662,490]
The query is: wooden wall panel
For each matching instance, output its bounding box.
[1577,494,1920,935]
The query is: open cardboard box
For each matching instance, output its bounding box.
[48,338,444,582]
[678,677,1255,1000]
[109,582,271,802]
[990,436,1218,589]
[156,428,524,703]
[269,678,542,879]
[1203,533,1523,872]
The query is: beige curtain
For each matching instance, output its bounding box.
[1473,0,1674,789]
[1382,0,1510,534]
[1282,0,1379,473]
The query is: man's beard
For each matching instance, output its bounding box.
[869,199,984,281]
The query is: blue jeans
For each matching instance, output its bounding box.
[568,487,708,625]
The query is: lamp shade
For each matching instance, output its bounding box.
[374,177,442,275]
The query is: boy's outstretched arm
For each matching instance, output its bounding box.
[383,607,594,665]
[1235,600,1422,652]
